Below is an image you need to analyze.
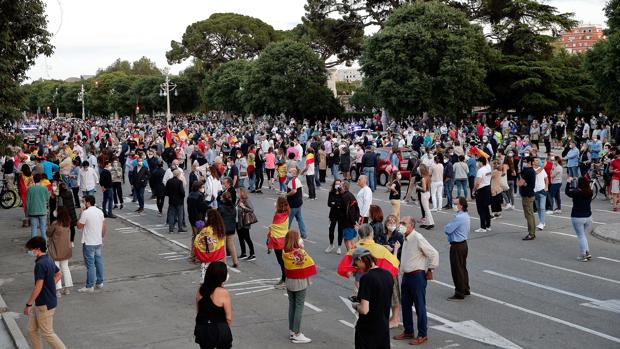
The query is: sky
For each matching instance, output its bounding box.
[26,0,609,81]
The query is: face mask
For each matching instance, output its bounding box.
[524,153,530,157]
[398,225,407,234]
[387,225,397,232]
[335,185,341,190]
[237,155,241,158]
[199,188,205,193]
[396,174,402,180]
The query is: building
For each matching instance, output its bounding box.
[335,67,362,82]
[560,25,605,54]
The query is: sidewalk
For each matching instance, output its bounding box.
[593,223,620,243]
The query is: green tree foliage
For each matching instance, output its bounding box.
[1,0,54,122]
[166,13,281,71]
[336,81,360,95]
[241,41,342,118]
[349,83,379,111]
[204,60,252,114]
[360,1,492,117]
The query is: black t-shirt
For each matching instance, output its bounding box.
[34,254,60,309]
[519,167,536,197]
[355,268,393,332]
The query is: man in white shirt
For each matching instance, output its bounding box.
[356,175,373,224]
[76,195,106,293]
[393,216,439,345]
[473,156,492,233]
[162,159,180,186]
[533,160,548,230]
[77,161,99,197]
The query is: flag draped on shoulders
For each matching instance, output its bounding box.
[337,240,400,278]
[194,227,225,263]
[267,212,289,250]
[305,153,314,167]
[283,248,317,279]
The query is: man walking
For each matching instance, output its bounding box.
[287,168,307,238]
[132,160,149,213]
[165,169,186,233]
[24,236,67,349]
[77,195,106,293]
[99,161,115,218]
[356,175,372,224]
[394,216,439,346]
[443,197,470,300]
[352,247,393,349]
[519,157,537,240]
[361,146,378,191]
[77,160,98,197]
[302,147,316,200]
[26,174,50,240]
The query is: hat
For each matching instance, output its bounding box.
[351,247,371,266]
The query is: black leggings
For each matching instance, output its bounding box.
[237,227,254,255]
[112,182,123,205]
[156,195,165,213]
[274,249,285,282]
[254,168,264,191]
[476,186,491,229]
[329,219,343,246]
[266,169,275,181]
[70,225,76,242]
[418,189,425,218]
[71,187,80,208]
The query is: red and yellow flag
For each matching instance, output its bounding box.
[165,127,172,148]
[337,240,400,278]
[267,212,289,250]
[283,248,317,279]
[305,153,314,167]
[178,128,188,141]
[194,227,225,263]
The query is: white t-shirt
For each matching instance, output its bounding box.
[79,206,105,246]
[534,169,547,192]
[476,165,492,188]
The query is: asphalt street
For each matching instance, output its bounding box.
[1,173,619,349]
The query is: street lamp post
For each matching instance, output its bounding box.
[77,84,85,120]
[159,75,177,124]
[53,87,59,117]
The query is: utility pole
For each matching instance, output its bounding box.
[159,75,177,124]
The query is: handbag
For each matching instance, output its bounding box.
[242,210,258,226]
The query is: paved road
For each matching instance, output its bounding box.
[1,173,619,349]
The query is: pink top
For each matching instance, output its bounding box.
[265,153,276,169]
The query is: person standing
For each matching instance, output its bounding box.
[265,147,276,190]
[165,169,186,233]
[194,261,233,349]
[287,168,307,239]
[326,179,343,254]
[490,160,504,219]
[357,175,372,224]
[351,247,394,349]
[361,146,378,191]
[99,161,115,218]
[268,197,290,289]
[254,147,265,193]
[45,207,74,297]
[417,164,434,230]
[76,195,106,293]
[340,181,360,252]
[23,236,68,349]
[77,161,98,197]
[443,197,470,300]
[188,181,210,262]
[519,157,537,240]
[283,230,317,344]
[218,192,239,268]
[194,210,227,281]
[236,188,256,261]
[566,177,593,261]
[26,173,50,240]
[132,160,149,213]
[110,157,124,210]
[57,183,77,245]
[453,156,469,200]
[393,216,439,346]
[302,147,317,200]
[429,154,444,211]
[609,151,620,212]
[533,159,548,231]
[473,156,492,233]
[150,161,166,216]
[387,171,402,221]
[548,156,563,214]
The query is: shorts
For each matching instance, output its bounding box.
[612,179,620,194]
[343,227,357,241]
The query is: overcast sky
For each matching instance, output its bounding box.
[26,0,609,81]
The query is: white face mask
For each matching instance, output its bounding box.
[387,225,397,232]
[398,225,407,234]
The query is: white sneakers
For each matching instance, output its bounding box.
[291,333,312,344]
[536,223,545,231]
[474,228,487,233]
[545,210,554,215]
[336,247,342,255]
[95,283,104,289]
[325,245,335,253]
[505,203,513,210]
[77,287,94,293]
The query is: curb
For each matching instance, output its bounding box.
[0,293,31,349]
[592,227,620,244]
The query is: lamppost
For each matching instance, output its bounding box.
[109,88,117,119]
[77,84,85,119]
[159,75,177,124]
[53,87,59,117]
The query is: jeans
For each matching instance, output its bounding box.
[568,166,580,178]
[548,183,561,210]
[454,179,468,199]
[571,217,591,255]
[430,181,443,210]
[535,191,547,225]
[167,203,184,232]
[135,186,145,209]
[30,215,47,240]
[289,207,307,238]
[363,167,376,192]
[248,173,255,191]
[238,178,246,189]
[287,289,307,333]
[82,189,95,198]
[102,189,113,216]
[444,180,454,207]
[83,244,104,288]
[401,271,428,337]
[331,164,340,181]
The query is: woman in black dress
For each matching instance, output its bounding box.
[195,261,233,349]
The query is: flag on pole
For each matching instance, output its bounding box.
[267,212,289,250]
[337,240,400,278]
[165,127,172,148]
[283,248,317,279]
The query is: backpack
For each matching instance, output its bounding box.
[346,197,361,226]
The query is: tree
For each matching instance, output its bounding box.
[1,0,54,122]
[241,41,342,119]
[166,13,281,70]
[131,57,162,76]
[204,60,252,114]
[360,1,493,117]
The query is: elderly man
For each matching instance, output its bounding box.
[356,175,373,224]
[165,169,186,233]
[393,216,439,346]
[444,197,470,300]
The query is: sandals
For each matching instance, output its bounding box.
[522,235,536,241]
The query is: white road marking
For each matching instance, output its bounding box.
[284,293,323,312]
[228,285,278,292]
[235,286,273,296]
[120,230,138,234]
[163,254,185,259]
[432,280,620,344]
[338,320,355,328]
[428,312,523,349]
[512,208,606,225]
[166,256,188,261]
[114,227,134,231]
[520,258,620,285]
[435,344,460,349]
[158,252,177,255]
[226,278,280,287]
[598,256,620,263]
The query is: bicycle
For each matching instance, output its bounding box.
[587,168,608,200]
[0,178,18,209]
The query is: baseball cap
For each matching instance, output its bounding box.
[351,247,371,266]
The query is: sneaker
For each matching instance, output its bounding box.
[71,242,74,248]
[289,331,295,340]
[95,283,104,289]
[157,212,163,217]
[505,203,512,210]
[325,245,335,253]
[63,288,71,295]
[545,210,554,215]
[474,228,487,233]
[536,223,545,231]
[291,333,312,344]
[336,247,342,255]
[77,287,94,293]
[247,255,256,261]
[238,254,248,260]
[56,290,62,298]
[585,251,592,260]
[486,227,492,232]
[424,225,434,230]
[577,255,590,262]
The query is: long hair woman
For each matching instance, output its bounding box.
[217,192,238,268]
[58,182,78,244]
[194,209,227,281]
[236,188,255,261]
[566,176,593,261]
[267,196,290,289]
[326,179,343,254]
[387,171,402,221]
[194,261,233,349]
[46,206,73,296]
[417,164,434,230]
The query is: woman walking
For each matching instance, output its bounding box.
[218,192,239,268]
[46,206,73,296]
[387,171,402,221]
[325,179,343,254]
[194,210,227,281]
[283,230,317,344]
[265,147,276,190]
[417,164,434,230]
[548,156,563,214]
[254,148,265,193]
[566,177,593,261]
[236,188,256,261]
[194,261,233,349]
[57,182,78,245]
[267,197,290,289]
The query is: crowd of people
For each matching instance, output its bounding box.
[4,111,620,348]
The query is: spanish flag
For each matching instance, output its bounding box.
[305,152,314,169]
[194,227,225,263]
[178,128,188,141]
[165,127,172,148]
[283,248,317,279]
[337,240,400,278]
[267,212,289,250]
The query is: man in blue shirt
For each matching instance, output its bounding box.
[444,196,470,301]
[24,236,67,349]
